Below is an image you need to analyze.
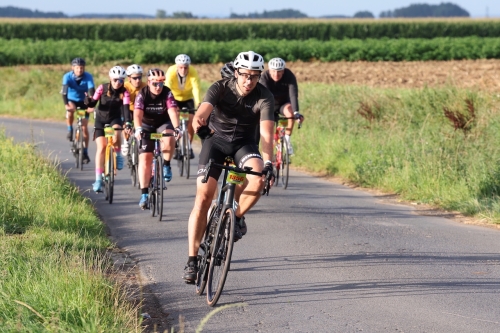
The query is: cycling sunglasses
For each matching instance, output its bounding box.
[112,78,124,83]
[130,76,142,80]
[151,81,164,88]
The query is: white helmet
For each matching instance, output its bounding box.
[175,54,191,65]
[109,66,126,79]
[126,64,143,76]
[233,51,264,71]
[268,58,286,70]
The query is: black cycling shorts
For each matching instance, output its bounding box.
[177,99,196,114]
[68,100,90,119]
[94,117,123,139]
[139,122,174,154]
[197,135,262,180]
[274,101,291,115]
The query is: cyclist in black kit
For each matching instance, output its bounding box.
[183,51,275,283]
[259,58,304,155]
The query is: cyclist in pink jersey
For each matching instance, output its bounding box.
[85,66,131,193]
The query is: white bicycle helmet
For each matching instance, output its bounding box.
[268,58,286,70]
[126,64,143,76]
[109,66,126,79]
[175,54,191,65]
[233,51,264,71]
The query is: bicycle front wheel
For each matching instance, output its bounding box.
[177,144,184,177]
[108,148,115,204]
[184,131,190,179]
[156,156,164,221]
[196,201,218,296]
[77,127,84,171]
[281,140,290,189]
[206,208,235,306]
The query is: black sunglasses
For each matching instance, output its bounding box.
[130,76,142,80]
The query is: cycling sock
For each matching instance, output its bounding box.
[95,168,103,181]
[141,188,148,195]
[285,134,291,143]
[115,147,121,153]
[67,125,73,131]
[188,256,197,264]
[163,160,170,167]
[83,148,88,154]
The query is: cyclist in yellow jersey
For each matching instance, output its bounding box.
[166,54,201,159]
[122,64,147,155]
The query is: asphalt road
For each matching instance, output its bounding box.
[2,117,500,333]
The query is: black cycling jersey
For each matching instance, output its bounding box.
[203,78,275,143]
[259,68,299,113]
[135,85,178,129]
[87,83,130,124]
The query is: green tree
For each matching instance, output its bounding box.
[354,11,374,18]
[156,9,166,19]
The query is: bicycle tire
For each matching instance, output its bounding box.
[196,201,218,295]
[281,140,289,189]
[178,145,184,177]
[78,127,84,171]
[184,130,190,179]
[108,148,115,204]
[206,208,235,306]
[149,187,156,217]
[157,156,164,221]
[131,165,137,187]
[131,137,140,188]
[149,160,157,217]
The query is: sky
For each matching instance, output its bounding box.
[4,0,500,18]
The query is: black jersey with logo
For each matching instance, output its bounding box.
[259,68,299,112]
[203,78,274,143]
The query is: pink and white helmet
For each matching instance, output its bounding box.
[109,66,126,79]
[268,58,286,70]
[233,51,264,71]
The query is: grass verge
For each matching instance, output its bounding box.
[0,132,140,331]
[293,83,500,223]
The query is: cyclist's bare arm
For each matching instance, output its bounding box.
[192,102,213,132]
[134,108,144,129]
[167,107,181,129]
[260,119,274,162]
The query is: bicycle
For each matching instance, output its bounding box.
[176,107,196,179]
[126,126,140,188]
[273,116,302,190]
[195,158,272,306]
[94,125,124,204]
[140,131,175,221]
[70,107,87,171]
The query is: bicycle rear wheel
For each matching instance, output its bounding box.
[196,201,217,295]
[156,156,164,221]
[281,140,289,189]
[184,131,190,179]
[206,208,235,306]
[108,149,115,204]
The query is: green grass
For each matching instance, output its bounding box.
[293,83,500,222]
[0,133,140,331]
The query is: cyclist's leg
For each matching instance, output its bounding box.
[157,123,175,180]
[138,146,154,189]
[188,114,195,143]
[66,101,76,139]
[93,124,106,191]
[234,145,265,218]
[280,103,294,136]
[188,136,224,257]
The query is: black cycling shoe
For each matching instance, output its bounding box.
[189,148,195,159]
[183,261,198,284]
[83,153,91,164]
[236,216,247,236]
[234,223,243,242]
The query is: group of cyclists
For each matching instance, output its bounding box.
[61,51,304,283]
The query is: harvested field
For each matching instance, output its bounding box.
[195,59,500,91]
[15,59,500,91]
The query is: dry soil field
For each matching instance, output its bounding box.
[22,59,500,91]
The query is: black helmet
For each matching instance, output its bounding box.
[71,57,86,66]
[220,61,235,79]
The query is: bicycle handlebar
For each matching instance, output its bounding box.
[180,107,198,113]
[94,127,125,131]
[276,116,303,129]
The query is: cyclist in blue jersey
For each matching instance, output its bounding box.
[61,57,95,163]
